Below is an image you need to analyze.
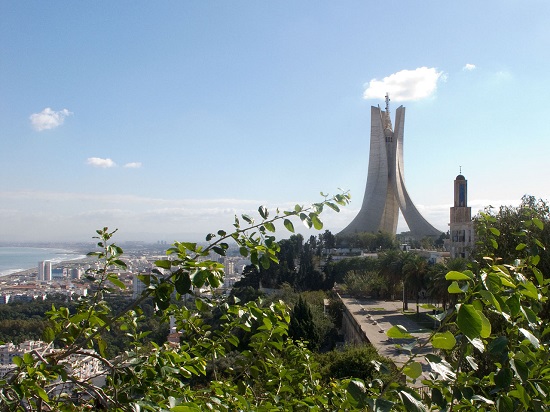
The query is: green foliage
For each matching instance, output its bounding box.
[3,193,550,411]
[340,270,387,298]
[327,255,379,284]
[336,231,397,251]
[288,296,320,350]
[316,344,398,384]
[233,232,337,292]
[381,208,550,411]
[1,192,359,411]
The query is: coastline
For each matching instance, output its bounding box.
[0,256,91,281]
[0,247,88,279]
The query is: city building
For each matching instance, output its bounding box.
[70,267,81,280]
[38,260,52,281]
[339,95,441,239]
[449,173,474,259]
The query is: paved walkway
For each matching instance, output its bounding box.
[340,297,435,383]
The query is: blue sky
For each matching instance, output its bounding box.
[1,1,550,242]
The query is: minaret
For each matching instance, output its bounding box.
[339,95,441,238]
[449,171,474,259]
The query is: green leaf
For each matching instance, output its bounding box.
[488,336,509,360]
[239,246,249,257]
[479,290,501,312]
[170,406,202,412]
[489,227,501,236]
[431,388,446,409]
[175,273,192,295]
[97,336,107,357]
[532,267,544,285]
[311,214,323,230]
[366,398,394,412]
[23,352,33,365]
[387,325,413,339]
[532,217,544,230]
[457,304,482,340]
[212,246,226,256]
[494,367,513,390]
[264,222,276,232]
[299,213,312,228]
[34,386,49,402]
[12,356,22,367]
[431,331,456,350]
[510,358,529,383]
[326,202,340,212]
[346,379,367,407]
[479,311,491,338]
[447,281,464,294]
[403,362,423,380]
[483,273,503,294]
[519,280,539,299]
[283,219,295,233]
[155,259,172,270]
[260,254,270,269]
[515,243,527,251]
[258,205,268,219]
[506,295,520,316]
[496,395,514,412]
[509,384,529,409]
[108,274,126,289]
[195,299,208,312]
[398,390,427,412]
[446,271,472,281]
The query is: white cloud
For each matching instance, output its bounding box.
[86,157,116,168]
[30,108,72,131]
[124,162,142,168]
[463,63,476,71]
[363,67,444,102]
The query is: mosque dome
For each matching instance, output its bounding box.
[456,174,466,180]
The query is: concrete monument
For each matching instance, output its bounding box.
[340,95,441,238]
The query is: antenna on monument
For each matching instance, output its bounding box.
[385,93,390,113]
[459,165,462,174]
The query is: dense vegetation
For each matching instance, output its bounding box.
[0,296,168,357]
[1,193,549,411]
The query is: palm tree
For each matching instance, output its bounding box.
[426,262,449,310]
[402,253,428,313]
[377,249,405,300]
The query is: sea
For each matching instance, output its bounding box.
[0,247,86,277]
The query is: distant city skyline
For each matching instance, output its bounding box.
[2,2,550,242]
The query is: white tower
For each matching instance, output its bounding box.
[38,261,52,281]
[340,95,441,238]
[43,261,52,281]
